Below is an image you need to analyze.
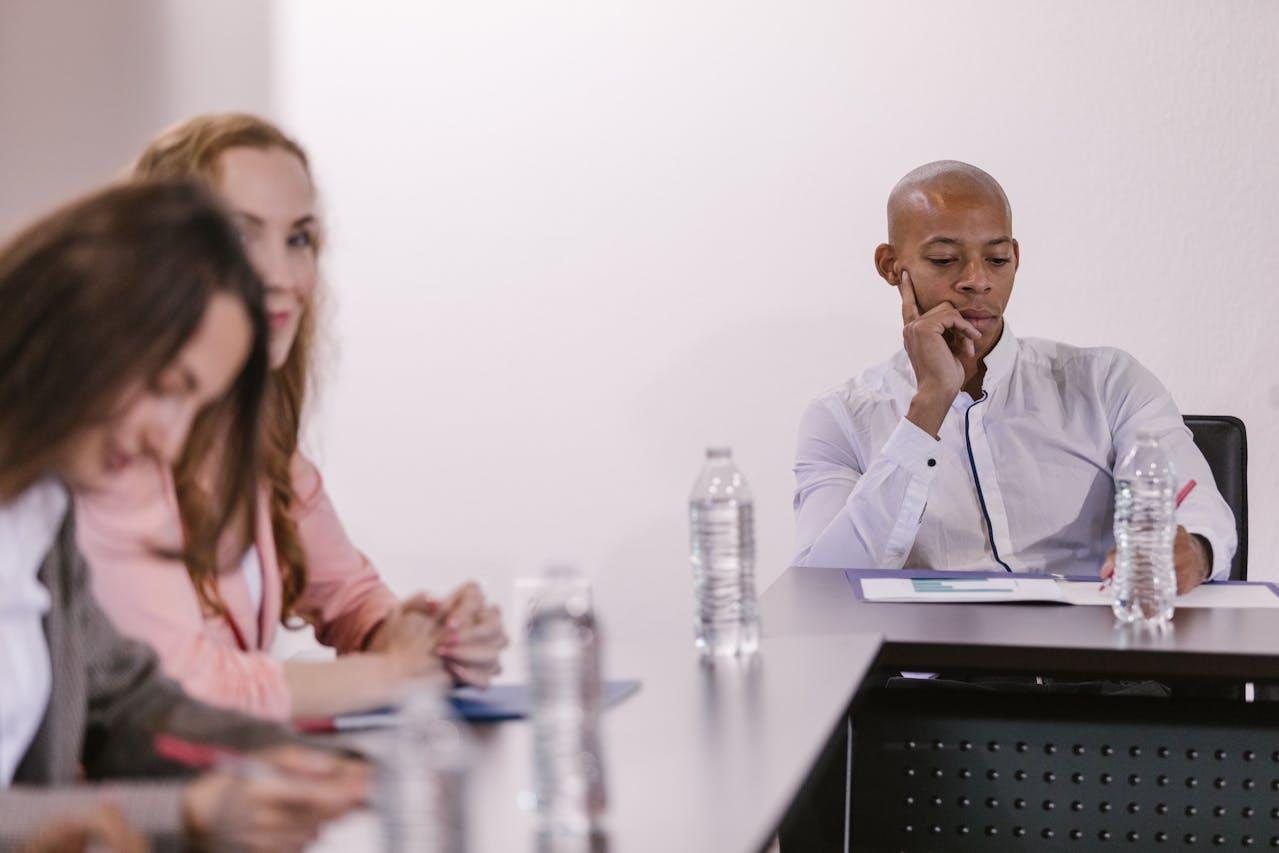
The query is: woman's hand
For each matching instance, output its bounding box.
[427,582,509,688]
[181,746,369,853]
[369,582,509,688]
[366,593,449,682]
[20,804,147,853]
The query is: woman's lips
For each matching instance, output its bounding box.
[269,311,292,329]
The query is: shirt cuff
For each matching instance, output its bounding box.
[880,418,945,482]
[879,419,943,564]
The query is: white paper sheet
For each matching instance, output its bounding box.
[860,577,1065,603]
[859,576,1279,608]
[1060,581,1279,609]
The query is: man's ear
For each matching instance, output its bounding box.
[874,243,899,285]
[1011,238,1021,272]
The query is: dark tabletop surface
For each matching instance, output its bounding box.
[762,566,1279,681]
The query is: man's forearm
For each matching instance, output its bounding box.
[906,389,952,439]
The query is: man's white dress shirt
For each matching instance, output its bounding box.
[793,325,1236,579]
[0,479,65,786]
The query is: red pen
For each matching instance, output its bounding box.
[1099,479,1199,590]
[154,735,276,779]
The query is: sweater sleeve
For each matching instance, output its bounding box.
[0,522,295,853]
[75,462,293,720]
[0,783,185,852]
[288,455,399,653]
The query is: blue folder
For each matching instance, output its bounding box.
[328,679,641,730]
[450,679,641,721]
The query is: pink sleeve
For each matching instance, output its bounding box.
[289,454,399,653]
[75,461,293,720]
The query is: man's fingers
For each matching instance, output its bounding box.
[910,301,982,342]
[898,269,921,324]
[933,308,983,341]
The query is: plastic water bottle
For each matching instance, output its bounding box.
[689,447,759,658]
[378,681,469,853]
[527,566,606,837]
[1112,430,1177,626]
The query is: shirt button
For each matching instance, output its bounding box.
[927,458,937,467]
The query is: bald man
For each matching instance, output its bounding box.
[792,161,1235,592]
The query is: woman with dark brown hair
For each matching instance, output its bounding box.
[0,180,367,851]
[77,113,508,721]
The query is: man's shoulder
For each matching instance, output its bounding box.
[1015,335,1139,375]
[814,350,912,409]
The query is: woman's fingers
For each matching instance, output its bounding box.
[398,591,438,616]
[447,660,501,688]
[440,641,505,668]
[441,606,505,644]
[440,583,485,629]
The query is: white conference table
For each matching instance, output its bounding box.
[312,630,880,852]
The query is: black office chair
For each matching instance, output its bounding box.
[1183,415,1248,580]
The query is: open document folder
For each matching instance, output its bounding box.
[853,574,1279,608]
[301,680,642,733]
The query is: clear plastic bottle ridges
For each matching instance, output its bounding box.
[378,680,469,853]
[689,447,759,657]
[1112,430,1177,626]
[527,566,606,837]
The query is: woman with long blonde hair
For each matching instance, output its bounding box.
[77,113,507,721]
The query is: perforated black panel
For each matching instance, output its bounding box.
[853,689,1279,850]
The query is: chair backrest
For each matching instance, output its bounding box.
[1182,415,1248,580]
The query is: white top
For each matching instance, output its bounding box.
[241,545,263,624]
[793,325,1236,579]
[0,479,65,786]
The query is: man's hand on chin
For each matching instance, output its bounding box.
[1099,525,1211,596]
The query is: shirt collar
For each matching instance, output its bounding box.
[0,479,66,616]
[980,320,1018,389]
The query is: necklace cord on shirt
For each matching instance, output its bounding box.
[965,391,1014,573]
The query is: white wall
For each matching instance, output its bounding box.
[0,0,272,235]
[8,3,1273,649]
[273,0,1279,642]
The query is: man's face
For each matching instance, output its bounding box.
[877,184,1019,353]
